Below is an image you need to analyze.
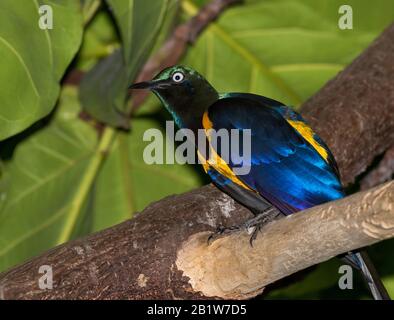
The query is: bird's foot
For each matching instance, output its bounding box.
[207,207,282,245]
[243,208,282,246]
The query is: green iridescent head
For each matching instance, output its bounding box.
[131,65,218,128]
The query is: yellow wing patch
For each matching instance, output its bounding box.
[287,120,329,162]
[201,112,252,191]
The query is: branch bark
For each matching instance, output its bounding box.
[0,20,394,301]
[360,145,394,190]
[176,181,394,299]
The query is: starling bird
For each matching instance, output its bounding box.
[131,65,390,300]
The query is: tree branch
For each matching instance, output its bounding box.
[0,21,394,300]
[0,180,393,299]
[177,181,394,299]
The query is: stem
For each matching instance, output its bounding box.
[56,127,116,245]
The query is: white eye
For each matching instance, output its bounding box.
[172,72,184,83]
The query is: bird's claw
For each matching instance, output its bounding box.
[207,224,242,245]
[207,208,281,246]
[249,224,262,247]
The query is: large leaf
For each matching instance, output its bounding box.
[0,0,83,140]
[0,87,97,272]
[183,0,394,106]
[79,0,175,127]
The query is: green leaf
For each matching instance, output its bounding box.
[90,117,203,231]
[79,0,174,127]
[80,49,131,128]
[40,0,84,79]
[0,0,83,140]
[107,0,176,69]
[0,87,98,272]
[182,0,394,106]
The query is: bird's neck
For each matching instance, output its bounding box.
[155,89,219,131]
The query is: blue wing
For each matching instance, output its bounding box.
[205,93,344,215]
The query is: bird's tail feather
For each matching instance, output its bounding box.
[343,250,390,300]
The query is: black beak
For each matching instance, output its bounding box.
[129,81,152,89]
[129,80,171,90]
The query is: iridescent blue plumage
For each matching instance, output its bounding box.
[206,93,345,215]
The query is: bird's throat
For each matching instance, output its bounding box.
[153,88,219,131]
